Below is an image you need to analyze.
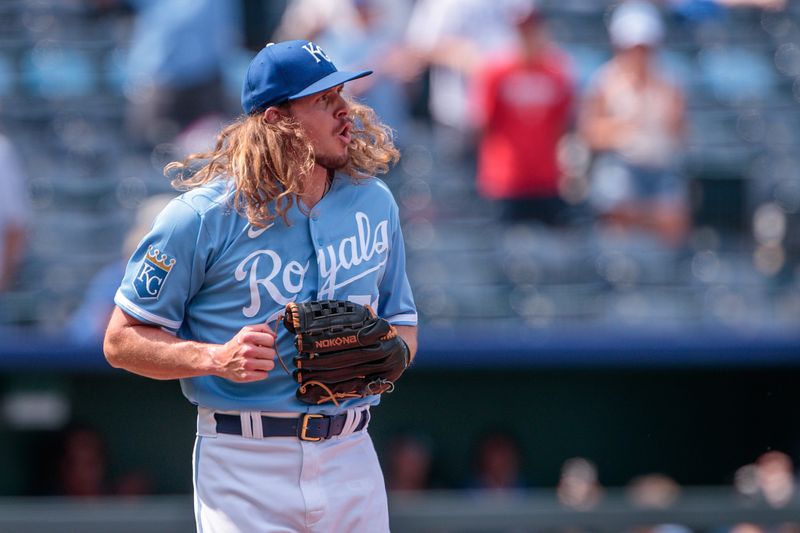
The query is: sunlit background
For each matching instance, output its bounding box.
[1,0,799,531]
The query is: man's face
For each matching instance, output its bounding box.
[288,84,352,170]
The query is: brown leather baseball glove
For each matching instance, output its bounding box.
[282,300,409,405]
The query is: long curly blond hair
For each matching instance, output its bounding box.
[166,98,400,228]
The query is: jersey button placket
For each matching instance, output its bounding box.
[309,218,322,249]
[309,217,325,300]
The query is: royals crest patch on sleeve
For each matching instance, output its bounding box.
[133,246,176,299]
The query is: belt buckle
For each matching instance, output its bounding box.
[299,413,324,442]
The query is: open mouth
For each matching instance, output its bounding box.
[338,123,352,144]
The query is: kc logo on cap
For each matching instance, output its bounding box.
[241,40,372,115]
[300,42,331,63]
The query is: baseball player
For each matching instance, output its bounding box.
[103,40,417,532]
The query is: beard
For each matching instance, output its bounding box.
[315,150,349,171]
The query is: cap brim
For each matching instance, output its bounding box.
[288,69,372,101]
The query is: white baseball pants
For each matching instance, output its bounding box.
[192,407,389,533]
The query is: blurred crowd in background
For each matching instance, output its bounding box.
[1,0,800,530]
[30,421,800,532]
[0,0,799,335]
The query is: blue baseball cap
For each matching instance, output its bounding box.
[241,40,372,114]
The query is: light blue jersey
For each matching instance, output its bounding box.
[114,173,417,414]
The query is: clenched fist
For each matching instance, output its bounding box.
[210,323,277,382]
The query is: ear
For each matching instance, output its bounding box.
[263,106,288,123]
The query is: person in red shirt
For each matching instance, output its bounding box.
[471,5,573,225]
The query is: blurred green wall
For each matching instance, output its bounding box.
[1,367,798,495]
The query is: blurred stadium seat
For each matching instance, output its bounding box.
[0,53,15,96]
[21,46,96,99]
[696,45,780,105]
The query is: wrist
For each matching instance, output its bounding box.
[200,344,224,377]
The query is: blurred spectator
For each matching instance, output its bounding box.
[579,0,690,247]
[0,132,29,294]
[65,194,175,344]
[466,429,527,492]
[727,522,800,533]
[119,0,241,147]
[557,457,604,510]
[405,0,531,153]
[734,462,761,500]
[626,473,692,533]
[55,424,110,497]
[276,0,417,145]
[730,455,800,533]
[383,431,436,492]
[755,451,795,508]
[733,451,797,512]
[37,423,152,498]
[32,423,111,497]
[627,472,682,509]
[470,4,574,225]
[728,525,766,533]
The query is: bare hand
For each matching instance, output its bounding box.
[210,324,276,382]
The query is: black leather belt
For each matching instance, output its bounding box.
[214,411,369,442]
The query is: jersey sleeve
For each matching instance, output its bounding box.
[114,198,208,331]
[377,199,417,326]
